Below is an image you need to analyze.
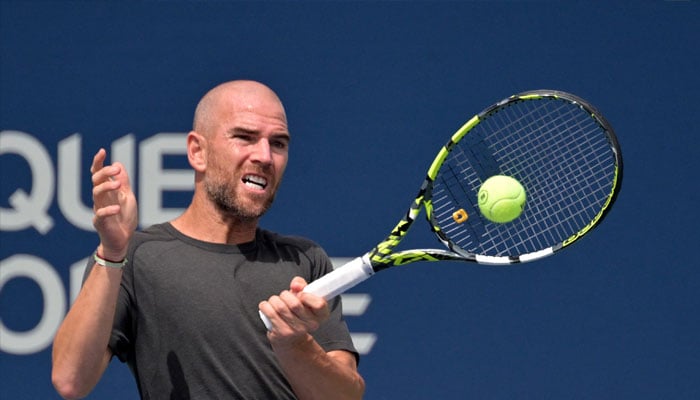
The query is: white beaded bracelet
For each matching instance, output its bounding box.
[94,252,127,269]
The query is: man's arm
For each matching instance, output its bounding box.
[259,277,366,400]
[51,149,138,399]
[51,264,122,399]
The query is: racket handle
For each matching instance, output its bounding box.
[259,255,374,330]
[305,255,374,299]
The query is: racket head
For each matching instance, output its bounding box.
[424,90,623,264]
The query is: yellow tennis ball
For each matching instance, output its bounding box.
[478,175,526,223]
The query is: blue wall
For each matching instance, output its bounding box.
[1,1,699,399]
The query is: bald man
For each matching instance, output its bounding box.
[52,81,365,400]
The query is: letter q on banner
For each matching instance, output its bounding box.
[0,130,55,234]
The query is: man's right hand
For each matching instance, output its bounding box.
[90,148,138,261]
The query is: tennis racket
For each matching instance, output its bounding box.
[260,89,622,329]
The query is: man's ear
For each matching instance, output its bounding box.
[187,131,206,172]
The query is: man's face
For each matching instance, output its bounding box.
[202,89,290,221]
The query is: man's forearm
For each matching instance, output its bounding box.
[272,334,365,400]
[51,265,121,399]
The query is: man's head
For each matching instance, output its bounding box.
[188,80,290,222]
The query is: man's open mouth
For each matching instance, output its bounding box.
[242,175,268,190]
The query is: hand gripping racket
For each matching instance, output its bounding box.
[260,90,622,329]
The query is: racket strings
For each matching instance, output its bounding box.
[432,97,618,257]
[493,102,609,234]
[493,100,614,250]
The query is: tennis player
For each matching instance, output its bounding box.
[52,80,365,400]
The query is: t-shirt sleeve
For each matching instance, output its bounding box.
[108,261,134,363]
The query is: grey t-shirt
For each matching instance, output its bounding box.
[87,223,357,399]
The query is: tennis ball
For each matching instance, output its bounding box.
[478,175,526,223]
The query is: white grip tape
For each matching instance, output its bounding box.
[259,255,374,330]
[305,255,374,299]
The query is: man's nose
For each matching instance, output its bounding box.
[250,139,273,164]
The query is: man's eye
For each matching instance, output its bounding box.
[233,134,253,142]
[271,140,288,150]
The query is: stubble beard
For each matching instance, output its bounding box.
[204,177,276,222]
